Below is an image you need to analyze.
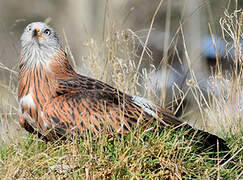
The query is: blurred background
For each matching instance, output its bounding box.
[0,0,242,141]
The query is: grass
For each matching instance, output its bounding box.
[0,126,242,179]
[0,1,243,179]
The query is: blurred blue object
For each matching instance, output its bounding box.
[202,35,226,58]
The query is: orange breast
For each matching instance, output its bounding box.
[18,65,57,134]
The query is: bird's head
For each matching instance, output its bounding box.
[21,22,60,49]
[20,22,61,66]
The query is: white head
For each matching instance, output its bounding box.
[20,22,61,66]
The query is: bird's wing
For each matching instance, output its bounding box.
[41,71,185,139]
[43,88,153,137]
[41,74,181,137]
[57,74,182,123]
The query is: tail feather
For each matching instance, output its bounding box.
[160,110,229,153]
[131,95,229,158]
[182,124,229,152]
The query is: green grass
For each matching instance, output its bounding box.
[0,125,242,179]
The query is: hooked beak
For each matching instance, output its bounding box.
[32,28,38,37]
[31,28,45,39]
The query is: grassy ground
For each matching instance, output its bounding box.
[0,1,243,179]
[0,125,242,179]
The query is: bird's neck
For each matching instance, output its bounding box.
[20,43,60,69]
[19,48,75,76]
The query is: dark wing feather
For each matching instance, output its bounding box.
[57,74,183,123]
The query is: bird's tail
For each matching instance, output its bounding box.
[132,95,229,155]
[160,110,229,151]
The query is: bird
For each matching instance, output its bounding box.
[18,22,229,154]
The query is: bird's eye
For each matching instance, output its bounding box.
[27,26,32,32]
[44,29,51,36]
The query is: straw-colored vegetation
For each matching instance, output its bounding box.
[0,2,242,179]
